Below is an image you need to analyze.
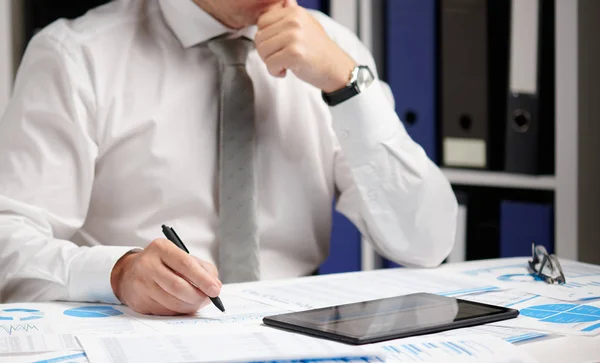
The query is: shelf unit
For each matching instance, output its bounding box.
[441,169,556,191]
[356,0,600,265]
[441,0,600,264]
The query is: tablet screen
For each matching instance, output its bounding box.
[264,293,518,344]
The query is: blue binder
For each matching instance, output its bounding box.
[320,200,362,274]
[382,0,437,269]
[500,201,554,257]
[386,0,438,163]
[298,0,323,11]
[308,0,359,274]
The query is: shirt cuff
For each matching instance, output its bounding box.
[329,80,401,165]
[68,245,141,304]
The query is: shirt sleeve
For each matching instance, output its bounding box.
[325,19,458,268]
[0,23,136,304]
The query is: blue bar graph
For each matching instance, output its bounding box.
[382,338,503,362]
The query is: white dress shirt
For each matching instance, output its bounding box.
[0,0,457,304]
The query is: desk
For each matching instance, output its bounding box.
[1,258,599,362]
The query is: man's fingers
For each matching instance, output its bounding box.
[159,244,221,298]
[264,47,299,77]
[257,7,294,29]
[147,280,202,314]
[195,258,220,280]
[255,18,286,47]
[257,31,296,62]
[145,296,180,316]
[154,262,209,305]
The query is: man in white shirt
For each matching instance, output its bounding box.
[0,0,457,315]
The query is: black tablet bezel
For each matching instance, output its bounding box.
[262,292,519,345]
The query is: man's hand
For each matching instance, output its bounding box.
[255,0,357,93]
[110,239,222,315]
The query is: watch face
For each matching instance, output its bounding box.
[356,66,375,92]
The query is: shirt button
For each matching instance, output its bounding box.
[340,130,349,140]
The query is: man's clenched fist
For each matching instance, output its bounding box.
[110,238,222,315]
[255,0,357,93]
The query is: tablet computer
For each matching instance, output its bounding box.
[263,292,519,345]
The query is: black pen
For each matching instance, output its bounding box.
[161,224,226,313]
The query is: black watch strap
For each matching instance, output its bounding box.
[322,83,360,107]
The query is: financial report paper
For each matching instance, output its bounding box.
[443,258,600,301]
[77,330,386,363]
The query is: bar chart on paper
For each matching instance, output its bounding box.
[462,290,600,336]
[0,308,45,321]
[376,335,538,363]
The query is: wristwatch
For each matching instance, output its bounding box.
[322,65,375,107]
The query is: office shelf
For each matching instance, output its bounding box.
[441,168,556,191]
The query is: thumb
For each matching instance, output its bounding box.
[284,0,298,7]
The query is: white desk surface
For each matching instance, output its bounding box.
[1,258,599,362]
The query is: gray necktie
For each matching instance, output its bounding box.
[208,37,260,283]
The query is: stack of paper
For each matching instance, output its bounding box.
[76,330,386,363]
[4,260,600,362]
[75,330,541,363]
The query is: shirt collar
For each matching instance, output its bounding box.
[158,0,257,48]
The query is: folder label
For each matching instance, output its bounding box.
[443,138,486,168]
[510,0,540,95]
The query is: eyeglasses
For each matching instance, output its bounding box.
[528,242,566,284]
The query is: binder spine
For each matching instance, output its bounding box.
[500,201,554,257]
[440,0,489,169]
[386,0,438,163]
[505,0,555,174]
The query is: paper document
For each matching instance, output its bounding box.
[0,334,81,355]
[127,291,291,333]
[77,330,386,363]
[461,289,600,336]
[434,324,549,344]
[0,303,154,336]
[373,334,540,363]
[459,288,540,307]
[445,258,600,301]
[236,268,498,311]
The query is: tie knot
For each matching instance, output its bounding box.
[208,37,253,66]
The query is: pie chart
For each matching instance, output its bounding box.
[63,306,123,318]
